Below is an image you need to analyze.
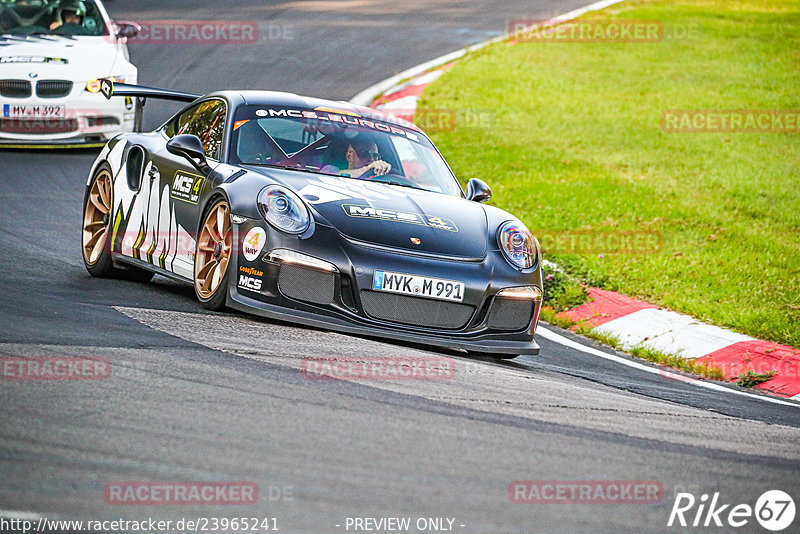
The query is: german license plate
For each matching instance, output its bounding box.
[372,270,465,302]
[3,104,65,119]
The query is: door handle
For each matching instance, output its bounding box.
[148,165,160,181]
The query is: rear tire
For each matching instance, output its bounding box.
[81,163,154,282]
[194,197,232,311]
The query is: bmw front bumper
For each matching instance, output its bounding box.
[0,91,135,148]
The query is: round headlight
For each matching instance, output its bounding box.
[257,185,310,234]
[498,221,539,270]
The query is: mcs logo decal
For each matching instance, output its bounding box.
[171,172,204,204]
[238,275,262,292]
[343,204,458,232]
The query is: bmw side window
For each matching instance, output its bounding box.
[174,100,227,160]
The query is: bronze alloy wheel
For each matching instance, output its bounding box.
[82,169,113,266]
[195,200,232,300]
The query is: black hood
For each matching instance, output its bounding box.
[248,168,488,259]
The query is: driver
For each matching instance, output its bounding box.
[50,0,85,30]
[324,137,390,178]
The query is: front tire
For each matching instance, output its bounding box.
[194,197,232,310]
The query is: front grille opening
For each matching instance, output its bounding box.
[487,297,534,331]
[35,80,73,98]
[277,264,336,305]
[360,290,474,330]
[87,116,121,127]
[0,79,32,98]
[0,118,78,134]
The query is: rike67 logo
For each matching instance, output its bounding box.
[668,490,795,531]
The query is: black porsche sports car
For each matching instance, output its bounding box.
[81,79,543,357]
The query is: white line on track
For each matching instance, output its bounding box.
[537,326,800,408]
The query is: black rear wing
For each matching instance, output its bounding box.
[98,78,200,131]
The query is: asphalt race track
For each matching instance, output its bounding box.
[1,1,799,532]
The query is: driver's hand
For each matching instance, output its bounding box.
[50,21,62,30]
[370,160,391,176]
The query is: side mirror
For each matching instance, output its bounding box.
[465,178,492,203]
[114,21,140,39]
[167,135,211,174]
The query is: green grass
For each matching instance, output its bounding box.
[541,263,590,311]
[576,325,622,350]
[734,368,777,387]
[628,346,726,380]
[539,306,580,329]
[421,0,800,347]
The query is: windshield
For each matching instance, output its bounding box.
[230,105,463,196]
[0,0,107,36]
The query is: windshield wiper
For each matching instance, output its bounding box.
[371,179,426,191]
[244,163,327,175]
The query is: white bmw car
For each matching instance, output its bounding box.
[0,0,140,147]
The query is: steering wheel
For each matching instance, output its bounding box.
[52,22,92,35]
[357,167,382,180]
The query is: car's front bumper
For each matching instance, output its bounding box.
[227,291,541,355]
[0,92,135,148]
[227,219,542,357]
